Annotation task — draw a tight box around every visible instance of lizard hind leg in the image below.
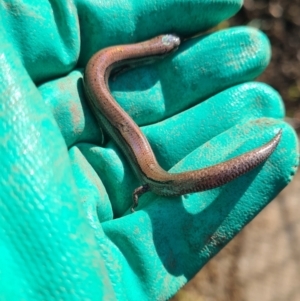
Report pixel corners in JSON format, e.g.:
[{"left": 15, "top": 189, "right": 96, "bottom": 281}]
[{"left": 131, "top": 184, "right": 150, "bottom": 212}]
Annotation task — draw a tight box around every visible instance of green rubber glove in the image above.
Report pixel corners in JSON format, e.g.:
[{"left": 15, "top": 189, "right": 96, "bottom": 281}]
[{"left": 0, "top": 0, "right": 298, "bottom": 300}]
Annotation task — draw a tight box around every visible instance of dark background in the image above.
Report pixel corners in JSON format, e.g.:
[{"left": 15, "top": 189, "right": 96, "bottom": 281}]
[{"left": 231, "top": 0, "right": 300, "bottom": 131}]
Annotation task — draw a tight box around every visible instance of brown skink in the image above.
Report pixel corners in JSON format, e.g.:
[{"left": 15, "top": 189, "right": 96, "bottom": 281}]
[{"left": 84, "top": 34, "right": 281, "bottom": 211}]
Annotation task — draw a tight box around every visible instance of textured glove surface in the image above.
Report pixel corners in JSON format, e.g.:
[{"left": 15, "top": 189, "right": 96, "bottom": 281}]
[{"left": 0, "top": 0, "right": 298, "bottom": 300}]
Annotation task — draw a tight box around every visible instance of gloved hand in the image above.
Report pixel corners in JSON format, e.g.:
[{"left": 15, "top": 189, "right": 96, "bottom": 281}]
[{"left": 0, "top": 0, "right": 298, "bottom": 300}]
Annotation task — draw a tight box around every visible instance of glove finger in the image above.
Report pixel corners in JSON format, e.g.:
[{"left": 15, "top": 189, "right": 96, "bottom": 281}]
[
  {"left": 78, "top": 0, "right": 242, "bottom": 65},
  {"left": 143, "top": 82, "right": 284, "bottom": 170},
  {"left": 0, "top": 0, "right": 80, "bottom": 83},
  {"left": 110, "top": 27, "right": 271, "bottom": 125},
  {"left": 102, "top": 120, "right": 298, "bottom": 300}
]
